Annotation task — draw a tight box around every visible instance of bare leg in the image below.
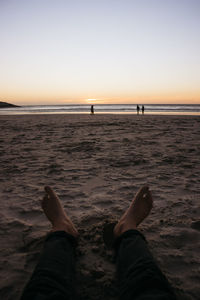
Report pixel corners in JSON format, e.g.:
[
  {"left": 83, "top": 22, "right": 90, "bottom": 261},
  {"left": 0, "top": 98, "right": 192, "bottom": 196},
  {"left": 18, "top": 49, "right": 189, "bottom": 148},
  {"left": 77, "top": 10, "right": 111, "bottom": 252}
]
[
  {"left": 21, "top": 186, "right": 78, "bottom": 300},
  {"left": 114, "top": 186, "right": 153, "bottom": 238},
  {"left": 42, "top": 186, "right": 78, "bottom": 237},
  {"left": 114, "top": 186, "right": 176, "bottom": 299}
]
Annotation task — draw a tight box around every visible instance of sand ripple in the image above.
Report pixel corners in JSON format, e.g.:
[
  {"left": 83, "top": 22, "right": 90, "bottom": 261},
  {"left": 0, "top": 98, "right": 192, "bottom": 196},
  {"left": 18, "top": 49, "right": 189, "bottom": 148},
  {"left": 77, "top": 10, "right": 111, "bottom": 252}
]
[{"left": 0, "top": 114, "right": 200, "bottom": 299}]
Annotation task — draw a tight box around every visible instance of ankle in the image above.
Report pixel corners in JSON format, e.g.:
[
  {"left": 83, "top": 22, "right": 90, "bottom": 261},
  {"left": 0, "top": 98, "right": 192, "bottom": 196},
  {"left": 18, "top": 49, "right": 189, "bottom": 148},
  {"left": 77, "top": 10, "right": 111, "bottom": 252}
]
[
  {"left": 51, "top": 224, "right": 78, "bottom": 237},
  {"left": 114, "top": 221, "right": 137, "bottom": 238}
]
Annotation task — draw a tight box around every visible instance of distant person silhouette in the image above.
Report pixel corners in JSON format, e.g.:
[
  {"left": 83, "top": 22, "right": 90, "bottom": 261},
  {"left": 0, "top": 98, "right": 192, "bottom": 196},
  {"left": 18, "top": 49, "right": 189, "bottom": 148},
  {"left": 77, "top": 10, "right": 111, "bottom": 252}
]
[
  {"left": 90, "top": 105, "right": 94, "bottom": 114},
  {"left": 137, "top": 105, "right": 140, "bottom": 115},
  {"left": 142, "top": 105, "right": 144, "bottom": 114}
]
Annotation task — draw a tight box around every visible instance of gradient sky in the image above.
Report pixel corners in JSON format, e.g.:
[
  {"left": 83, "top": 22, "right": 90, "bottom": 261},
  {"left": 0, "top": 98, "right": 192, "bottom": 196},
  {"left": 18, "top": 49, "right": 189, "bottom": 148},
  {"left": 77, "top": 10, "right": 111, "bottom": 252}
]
[{"left": 0, "top": 0, "right": 200, "bottom": 105}]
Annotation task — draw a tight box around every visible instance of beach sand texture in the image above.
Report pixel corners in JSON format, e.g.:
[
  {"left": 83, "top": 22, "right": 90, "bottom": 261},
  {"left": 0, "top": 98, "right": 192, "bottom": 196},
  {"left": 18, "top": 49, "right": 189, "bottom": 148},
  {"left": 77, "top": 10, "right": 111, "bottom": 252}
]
[{"left": 0, "top": 114, "right": 200, "bottom": 300}]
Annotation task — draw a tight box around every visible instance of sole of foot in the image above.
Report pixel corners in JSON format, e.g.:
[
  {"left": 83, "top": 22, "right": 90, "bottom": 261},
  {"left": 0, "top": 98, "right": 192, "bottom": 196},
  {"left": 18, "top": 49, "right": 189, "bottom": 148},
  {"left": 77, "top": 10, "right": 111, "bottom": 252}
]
[
  {"left": 42, "top": 186, "right": 78, "bottom": 238},
  {"left": 114, "top": 186, "right": 153, "bottom": 239}
]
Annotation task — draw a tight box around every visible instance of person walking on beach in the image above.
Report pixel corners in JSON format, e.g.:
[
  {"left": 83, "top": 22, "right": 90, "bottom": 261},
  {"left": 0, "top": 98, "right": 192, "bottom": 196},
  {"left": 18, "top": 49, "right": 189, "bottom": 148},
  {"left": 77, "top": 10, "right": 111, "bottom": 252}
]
[
  {"left": 20, "top": 186, "right": 176, "bottom": 300},
  {"left": 136, "top": 105, "right": 140, "bottom": 114},
  {"left": 142, "top": 105, "right": 144, "bottom": 114},
  {"left": 90, "top": 105, "right": 94, "bottom": 114}
]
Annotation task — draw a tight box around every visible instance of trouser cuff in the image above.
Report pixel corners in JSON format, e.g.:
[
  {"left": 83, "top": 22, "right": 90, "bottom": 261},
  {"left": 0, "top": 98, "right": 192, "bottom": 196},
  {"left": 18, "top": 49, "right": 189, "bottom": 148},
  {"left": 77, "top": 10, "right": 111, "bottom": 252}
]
[
  {"left": 46, "top": 230, "right": 78, "bottom": 247},
  {"left": 114, "top": 229, "right": 146, "bottom": 250}
]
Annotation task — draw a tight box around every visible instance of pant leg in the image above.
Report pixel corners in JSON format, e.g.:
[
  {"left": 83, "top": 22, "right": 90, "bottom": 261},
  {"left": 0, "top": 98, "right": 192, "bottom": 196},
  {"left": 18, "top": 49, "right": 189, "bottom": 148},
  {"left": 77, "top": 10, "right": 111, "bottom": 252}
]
[
  {"left": 115, "top": 230, "right": 176, "bottom": 300},
  {"left": 20, "top": 231, "right": 77, "bottom": 300}
]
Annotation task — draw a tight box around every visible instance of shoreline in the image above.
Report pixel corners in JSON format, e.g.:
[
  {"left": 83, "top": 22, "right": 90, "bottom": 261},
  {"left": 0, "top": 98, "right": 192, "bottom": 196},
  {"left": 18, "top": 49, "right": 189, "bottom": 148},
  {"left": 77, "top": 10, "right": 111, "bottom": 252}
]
[{"left": 1, "top": 111, "right": 200, "bottom": 116}]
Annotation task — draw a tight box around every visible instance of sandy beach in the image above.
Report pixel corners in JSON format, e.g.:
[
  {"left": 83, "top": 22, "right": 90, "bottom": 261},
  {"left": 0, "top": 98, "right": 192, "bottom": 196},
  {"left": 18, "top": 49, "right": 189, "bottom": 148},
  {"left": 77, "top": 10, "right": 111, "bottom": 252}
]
[{"left": 0, "top": 114, "right": 200, "bottom": 300}]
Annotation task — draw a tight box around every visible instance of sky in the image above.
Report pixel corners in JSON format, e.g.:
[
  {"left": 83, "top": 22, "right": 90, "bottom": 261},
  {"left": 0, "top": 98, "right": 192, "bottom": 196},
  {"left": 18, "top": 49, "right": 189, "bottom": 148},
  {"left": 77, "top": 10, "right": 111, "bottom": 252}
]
[{"left": 0, "top": 0, "right": 200, "bottom": 105}]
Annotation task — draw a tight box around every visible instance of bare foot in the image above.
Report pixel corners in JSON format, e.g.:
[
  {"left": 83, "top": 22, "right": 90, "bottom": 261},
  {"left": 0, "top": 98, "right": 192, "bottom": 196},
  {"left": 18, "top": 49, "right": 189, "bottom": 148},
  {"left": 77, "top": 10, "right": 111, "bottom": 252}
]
[
  {"left": 41, "top": 186, "right": 78, "bottom": 238},
  {"left": 114, "top": 186, "right": 153, "bottom": 238}
]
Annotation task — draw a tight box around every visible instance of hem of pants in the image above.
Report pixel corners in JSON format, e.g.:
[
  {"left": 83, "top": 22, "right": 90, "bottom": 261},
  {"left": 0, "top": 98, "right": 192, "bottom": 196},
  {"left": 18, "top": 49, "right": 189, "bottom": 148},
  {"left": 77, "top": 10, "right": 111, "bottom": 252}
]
[
  {"left": 114, "top": 229, "right": 147, "bottom": 251},
  {"left": 46, "top": 230, "right": 78, "bottom": 247}
]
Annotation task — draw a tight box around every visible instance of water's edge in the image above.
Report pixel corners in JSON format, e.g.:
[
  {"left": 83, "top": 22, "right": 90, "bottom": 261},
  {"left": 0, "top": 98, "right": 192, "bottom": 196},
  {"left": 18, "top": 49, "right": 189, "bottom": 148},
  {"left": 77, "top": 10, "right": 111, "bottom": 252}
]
[{"left": 0, "top": 104, "right": 200, "bottom": 115}]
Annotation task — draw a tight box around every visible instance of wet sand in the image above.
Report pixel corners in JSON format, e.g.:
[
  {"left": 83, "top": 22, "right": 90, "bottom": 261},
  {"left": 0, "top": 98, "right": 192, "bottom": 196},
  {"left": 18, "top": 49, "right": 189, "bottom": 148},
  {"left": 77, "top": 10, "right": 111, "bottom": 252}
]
[{"left": 0, "top": 114, "right": 200, "bottom": 299}]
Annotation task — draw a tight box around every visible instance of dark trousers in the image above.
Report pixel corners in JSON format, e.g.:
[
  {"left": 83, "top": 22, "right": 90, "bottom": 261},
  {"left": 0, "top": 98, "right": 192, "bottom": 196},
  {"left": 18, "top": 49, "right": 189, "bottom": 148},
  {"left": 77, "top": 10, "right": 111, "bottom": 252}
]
[{"left": 20, "top": 230, "right": 176, "bottom": 300}]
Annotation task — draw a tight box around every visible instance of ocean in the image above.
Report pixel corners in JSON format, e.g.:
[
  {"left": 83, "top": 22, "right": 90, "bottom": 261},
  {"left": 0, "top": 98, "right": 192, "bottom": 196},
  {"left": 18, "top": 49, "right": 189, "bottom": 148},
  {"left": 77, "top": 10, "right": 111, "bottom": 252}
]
[{"left": 0, "top": 104, "right": 200, "bottom": 115}]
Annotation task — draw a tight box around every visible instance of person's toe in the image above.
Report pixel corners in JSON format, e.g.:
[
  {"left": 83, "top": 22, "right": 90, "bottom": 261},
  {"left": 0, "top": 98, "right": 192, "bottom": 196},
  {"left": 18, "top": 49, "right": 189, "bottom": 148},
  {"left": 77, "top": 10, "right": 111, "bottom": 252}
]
[
  {"left": 44, "top": 186, "right": 57, "bottom": 199},
  {"left": 135, "top": 186, "right": 149, "bottom": 199},
  {"left": 146, "top": 190, "right": 153, "bottom": 206}
]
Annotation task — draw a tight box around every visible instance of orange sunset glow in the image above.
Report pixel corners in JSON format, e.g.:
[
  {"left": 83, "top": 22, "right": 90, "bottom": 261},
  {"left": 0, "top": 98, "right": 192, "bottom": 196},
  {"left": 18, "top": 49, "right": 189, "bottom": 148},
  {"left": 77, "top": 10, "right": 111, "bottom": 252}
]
[{"left": 0, "top": 0, "right": 200, "bottom": 105}]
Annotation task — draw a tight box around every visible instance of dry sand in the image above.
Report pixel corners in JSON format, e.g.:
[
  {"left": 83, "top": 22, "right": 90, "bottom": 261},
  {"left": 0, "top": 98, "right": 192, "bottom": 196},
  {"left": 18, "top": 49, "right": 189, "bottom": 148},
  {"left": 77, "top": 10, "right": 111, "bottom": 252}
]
[{"left": 0, "top": 114, "right": 200, "bottom": 300}]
